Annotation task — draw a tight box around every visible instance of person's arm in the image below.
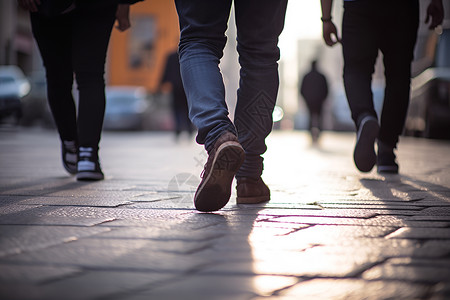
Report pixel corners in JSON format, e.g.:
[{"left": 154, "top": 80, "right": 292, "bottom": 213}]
[
  {"left": 320, "top": 0, "right": 341, "bottom": 47},
  {"left": 425, "top": 0, "right": 444, "bottom": 30},
  {"left": 115, "top": 0, "right": 143, "bottom": 32},
  {"left": 115, "top": 4, "right": 131, "bottom": 31},
  {"left": 17, "top": 0, "right": 40, "bottom": 12}
]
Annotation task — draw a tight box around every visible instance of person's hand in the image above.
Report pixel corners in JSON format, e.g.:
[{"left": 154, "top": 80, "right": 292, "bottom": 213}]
[
  {"left": 425, "top": 0, "right": 444, "bottom": 30},
  {"left": 115, "top": 4, "right": 131, "bottom": 32},
  {"left": 322, "top": 21, "right": 341, "bottom": 47},
  {"left": 17, "top": 0, "right": 40, "bottom": 12}
]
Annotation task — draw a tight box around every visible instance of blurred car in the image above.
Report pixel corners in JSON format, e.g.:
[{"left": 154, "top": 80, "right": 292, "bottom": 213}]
[
  {"left": 103, "top": 86, "right": 150, "bottom": 130},
  {"left": 330, "top": 81, "right": 385, "bottom": 131},
  {"left": 405, "top": 29, "right": 450, "bottom": 139},
  {"left": 0, "top": 65, "right": 31, "bottom": 124}
]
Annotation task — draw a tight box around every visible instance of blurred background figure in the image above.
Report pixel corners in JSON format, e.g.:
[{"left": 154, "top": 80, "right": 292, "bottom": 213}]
[
  {"left": 299, "top": 59, "right": 329, "bottom": 143},
  {"left": 159, "top": 50, "right": 194, "bottom": 141}
]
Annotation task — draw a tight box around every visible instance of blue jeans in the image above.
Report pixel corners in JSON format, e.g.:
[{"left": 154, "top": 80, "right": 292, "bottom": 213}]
[{"left": 175, "top": 0, "right": 287, "bottom": 178}]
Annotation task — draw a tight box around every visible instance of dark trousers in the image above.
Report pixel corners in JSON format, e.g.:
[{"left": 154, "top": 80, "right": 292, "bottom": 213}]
[
  {"left": 30, "top": 0, "right": 117, "bottom": 148},
  {"left": 342, "top": 0, "right": 419, "bottom": 147},
  {"left": 175, "top": 0, "right": 287, "bottom": 178}
]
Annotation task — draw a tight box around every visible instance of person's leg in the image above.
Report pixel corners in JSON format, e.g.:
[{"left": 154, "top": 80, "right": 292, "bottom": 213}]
[
  {"left": 175, "top": 0, "right": 235, "bottom": 151},
  {"left": 72, "top": 0, "right": 118, "bottom": 180},
  {"left": 342, "top": 0, "right": 380, "bottom": 172},
  {"left": 232, "top": 0, "right": 287, "bottom": 204},
  {"left": 342, "top": 0, "right": 379, "bottom": 126},
  {"left": 72, "top": 0, "right": 117, "bottom": 149},
  {"left": 30, "top": 12, "right": 78, "bottom": 175},
  {"left": 30, "top": 12, "right": 77, "bottom": 142},
  {"left": 175, "top": 0, "right": 245, "bottom": 212},
  {"left": 379, "top": 0, "right": 419, "bottom": 148},
  {"left": 233, "top": 0, "right": 288, "bottom": 180},
  {"left": 377, "top": 0, "right": 419, "bottom": 173}
]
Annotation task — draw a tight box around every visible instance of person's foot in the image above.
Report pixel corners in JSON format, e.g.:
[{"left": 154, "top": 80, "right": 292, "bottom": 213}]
[
  {"left": 236, "top": 177, "right": 270, "bottom": 204},
  {"left": 354, "top": 115, "right": 379, "bottom": 172},
  {"left": 194, "top": 132, "right": 245, "bottom": 212},
  {"left": 61, "top": 140, "right": 77, "bottom": 175},
  {"left": 377, "top": 141, "right": 399, "bottom": 174},
  {"left": 76, "top": 147, "right": 104, "bottom": 181}
]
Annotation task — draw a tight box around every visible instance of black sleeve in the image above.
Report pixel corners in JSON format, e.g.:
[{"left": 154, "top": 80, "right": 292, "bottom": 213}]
[{"left": 119, "top": 0, "right": 143, "bottom": 4}]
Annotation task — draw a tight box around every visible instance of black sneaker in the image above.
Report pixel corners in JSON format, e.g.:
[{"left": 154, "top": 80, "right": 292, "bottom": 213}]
[
  {"left": 76, "top": 147, "right": 104, "bottom": 181},
  {"left": 354, "top": 115, "right": 379, "bottom": 172},
  {"left": 62, "top": 140, "right": 77, "bottom": 175},
  {"left": 194, "top": 132, "right": 245, "bottom": 212},
  {"left": 377, "top": 141, "right": 399, "bottom": 174}
]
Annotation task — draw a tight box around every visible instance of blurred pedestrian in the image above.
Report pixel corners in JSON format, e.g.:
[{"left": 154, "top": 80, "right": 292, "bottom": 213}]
[
  {"left": 320, "top": 0, "right": 444, "bottom": 173},
  {"left": 18, "top": 0, "right": 141, "bottom": 181},
  {"left": 174, "top": 0, "right": 288, "bottom": 212},
  {"left": 300, "top": 59, "right": 329, "bottom": 143},
  {"left": 160, "top": 50, "right": 194, "bottom": 141}
]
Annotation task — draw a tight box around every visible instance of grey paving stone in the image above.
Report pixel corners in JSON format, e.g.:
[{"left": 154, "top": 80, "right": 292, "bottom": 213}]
[
  {"left": 250, "top": 208, "right": 378, "bottom": 218},
  {"left": 119, "top": 274, "right": 298, "bottom": 300},
  {"left": 2, "top": 238, "right": 212, "bottom": 272},
  {"left": 0, "top": 271, "right": 175, "bottom": 300},
  {"left": 0, "top": 225, "right": 110, "bottom": 257},
  {"left": 420, "top": 207, "right": 450, "bottom": 216},
  {"left": 199, "top": 250, "right": 381, "bottom": 277},
  {"left": 0, "top": 203, "right": 42, "bottom": 216},
  {"left": 270, "top": 215, "right": 450, "bottom": 227},
  {"left": 267, "top": 278, "right": 429, "bottom": 300},
  {"left": 0, "top": 263, "right": 81, "bottom": 283},
  {"left": 0, "top": 206, "right": 115, "bottom": 226},
  {"left": 93, "top": 227, "right": 226, "bottom": 241},
  {"left": 386, "top": 227, "right": 450, "bottom": 239},
  {"left": 16, "top": 196, "right": 133, "bottom": 208},
  {"left": 362, "top": 259, "right": 450, "bottom": 283}
]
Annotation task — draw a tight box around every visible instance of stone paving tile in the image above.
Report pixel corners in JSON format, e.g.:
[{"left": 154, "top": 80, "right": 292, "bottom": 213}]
[
  {"left": 0, "top": 206, "right": 115, "bottom": 226},
  {"left": 0, "top": 203, "right": 42, "bottom": 216},
  {"left": 245, "top": 208, "right": 379, "bottom": 218},
  {"left": 0, "top": 225, "right": 110, "bottom": 257},
  {"left": 0, "top": 271, "right": 175, "bottom": 300},
  {"left": 118, "top": 274, "right": 298, "bottom": 300},
  {"left": 270, "top": 215, "right": 450, "bottom": 227},
  {"left": 1, "top": 238, "right": 212, "bottom": 272},
  {"left": 420, "top": 206, "right": 450, "bottom": 216},
  {"left": 362, "top": 258, "right": 450, "bottom": 283},
  {"left": 0, "top": 263, "right": 81, "bottom": 283},
  {"left": 14, "top": 196, "right": 133, "bottom": 208},
  {"left": 408, "top": 215, "right": 450, "bottom": 221},
  {"left": 386, "top": 227, "right": 450, "bottom": 239},
  {"left": 93, "top": 226, "right": 226, "bottom": 241},
  {"left": 260, "top": 278, "right": 430, "bottom": 300}
]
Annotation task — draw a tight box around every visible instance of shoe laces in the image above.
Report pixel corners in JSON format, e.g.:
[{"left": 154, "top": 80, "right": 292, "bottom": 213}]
[
  {"left": 79, "top": 147, "right": 94, "bottom": 160},
  {"left": 63, "top": 140, "right": 77, "bottom": 153}
]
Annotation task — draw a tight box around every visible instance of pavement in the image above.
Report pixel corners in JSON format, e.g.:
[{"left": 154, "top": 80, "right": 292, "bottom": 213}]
[{"left": 0, "top": 127, "right": 449, "bottom": 300}]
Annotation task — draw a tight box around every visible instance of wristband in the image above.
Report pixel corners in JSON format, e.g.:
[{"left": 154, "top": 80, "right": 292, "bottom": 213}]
[{"left": 321, "top": 16, "right": 332, "bottom": 22}]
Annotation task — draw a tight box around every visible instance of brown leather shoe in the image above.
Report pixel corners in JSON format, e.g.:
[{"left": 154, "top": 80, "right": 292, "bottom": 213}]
[
  {"left": 194, "top": 132, "right": 245, "bottom": 212},
  {"left": 236, "top": 177, "right": 270, "bottom": 204}
]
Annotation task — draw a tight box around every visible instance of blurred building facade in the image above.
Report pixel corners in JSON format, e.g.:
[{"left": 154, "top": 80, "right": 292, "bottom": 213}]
[{"left": 107, "top": 0, "right": 180, "bottom": 93}]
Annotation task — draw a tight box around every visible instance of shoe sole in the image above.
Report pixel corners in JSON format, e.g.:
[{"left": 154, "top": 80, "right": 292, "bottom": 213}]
[
  {"left": 377, "top": 165, "right": 399, "bottom": 174},
  {"left": 76, "top": 171, "right": 104, "bottom": 181},
  {"left": 354, "top": 118, "right": 379, "bottom": 172},
  {"left": 236, "top": 194, "right": 270, "bottom": 204},
  {"left": 194, "top": 141, "right": 245, "bottom": 212},
  {"left": 62, "top": 150, "right": 77, "bottom": 175}
]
